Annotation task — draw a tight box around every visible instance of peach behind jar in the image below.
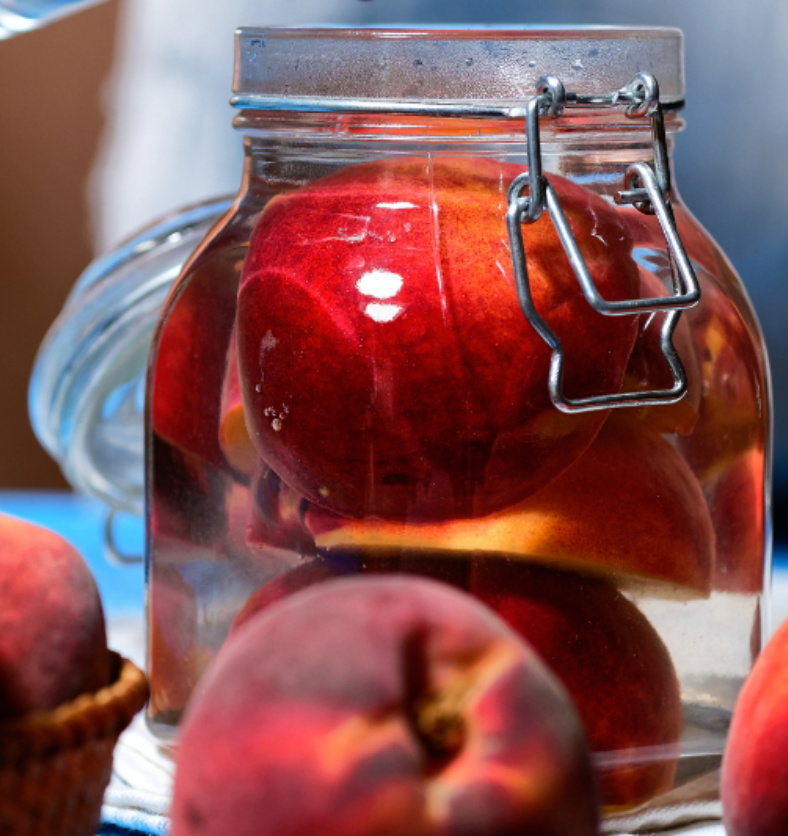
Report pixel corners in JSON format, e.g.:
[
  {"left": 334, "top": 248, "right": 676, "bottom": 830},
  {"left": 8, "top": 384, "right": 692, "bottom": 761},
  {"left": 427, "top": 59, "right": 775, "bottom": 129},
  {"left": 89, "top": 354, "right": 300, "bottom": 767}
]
[{"left": 145, "top": 25, "right": 771, "bottom": 824}]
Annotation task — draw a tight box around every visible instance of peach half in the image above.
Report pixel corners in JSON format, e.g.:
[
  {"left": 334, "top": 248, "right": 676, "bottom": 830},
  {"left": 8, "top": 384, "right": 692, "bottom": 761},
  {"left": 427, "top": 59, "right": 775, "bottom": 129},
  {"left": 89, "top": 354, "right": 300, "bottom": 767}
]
[
  {"left": 472, "top": 561, "right": 682, "bottom": 811},
  {"left": 237, "top": 156, "right": 641, "bottom": 522},
  {"left": 308, "top": 422, "right": 714, "bottom": 595},
  {"left": 219, "top": 326, "right": 258, "bottom": 478}
]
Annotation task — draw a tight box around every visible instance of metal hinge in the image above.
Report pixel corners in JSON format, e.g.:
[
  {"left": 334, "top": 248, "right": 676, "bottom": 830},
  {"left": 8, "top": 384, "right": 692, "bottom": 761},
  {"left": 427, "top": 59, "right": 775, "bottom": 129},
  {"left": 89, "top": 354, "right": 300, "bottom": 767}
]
[{"left": 507, "top": 72, "right": 700, "bottom": 413}]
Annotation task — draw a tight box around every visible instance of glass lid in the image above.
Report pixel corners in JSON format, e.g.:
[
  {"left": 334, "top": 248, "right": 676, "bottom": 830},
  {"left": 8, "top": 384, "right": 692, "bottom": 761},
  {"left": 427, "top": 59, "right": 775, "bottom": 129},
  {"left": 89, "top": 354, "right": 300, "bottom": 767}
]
[{"left": 29, "top": 197, "right": 231, "bottom": 515}]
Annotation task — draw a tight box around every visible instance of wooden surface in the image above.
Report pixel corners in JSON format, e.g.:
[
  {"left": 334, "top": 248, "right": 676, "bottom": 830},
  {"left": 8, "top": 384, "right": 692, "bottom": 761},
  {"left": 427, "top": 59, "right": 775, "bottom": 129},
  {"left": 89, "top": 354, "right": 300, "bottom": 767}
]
[{"left": 0, "top": 0, "right": 118, "bottom": 488}]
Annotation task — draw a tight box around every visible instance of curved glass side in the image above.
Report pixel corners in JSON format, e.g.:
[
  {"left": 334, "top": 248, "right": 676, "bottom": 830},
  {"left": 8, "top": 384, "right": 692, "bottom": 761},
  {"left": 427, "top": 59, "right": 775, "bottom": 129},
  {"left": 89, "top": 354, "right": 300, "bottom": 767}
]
[{"left": 29, "top": 197, "right": 232, "bottom": 515}]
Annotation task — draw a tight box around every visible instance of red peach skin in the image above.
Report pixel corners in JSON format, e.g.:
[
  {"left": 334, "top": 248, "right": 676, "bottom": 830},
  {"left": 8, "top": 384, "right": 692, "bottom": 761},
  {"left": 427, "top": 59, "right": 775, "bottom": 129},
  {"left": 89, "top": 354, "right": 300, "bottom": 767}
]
[
  {"left": 171, "top": 576, "right": 600, "bottom": 836},
  {"left": 679, "top": 276, "right": 765, "bottom": 482},
  {"left": 237, "top": 156, "right": 640, "bottom": 522},
  {"left": 219, "top": 327, "right": 258, "bottom": 477},
  {"left": 722, "top": 616, "right": 788, "bottom": 836},
  {"left": 708, "top": 449, "right": 765, "bottom": 593},
  {"left": 472, "top": 562, "right": 682, "bottom": 811},
  {"left": 0, "top": 513, "right": 109, "bottom": 718},
  {"left": 615, "top": 267, "right": 701, "bottom": 436},
  {"left": 152, "top": 255, "right": 239, "bottom": 468}
]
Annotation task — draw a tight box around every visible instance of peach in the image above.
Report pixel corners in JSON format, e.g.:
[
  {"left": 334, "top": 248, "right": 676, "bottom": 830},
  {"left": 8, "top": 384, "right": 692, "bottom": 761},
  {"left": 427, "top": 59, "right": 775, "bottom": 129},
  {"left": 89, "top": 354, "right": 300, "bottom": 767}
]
[
  {"left": 308, "top": 422, "right": 714, "bottom": 595},
  {"left": 679, "top": 276, "right": 765, "bottom": 482},
  {"left": 0, "top": 513, "right": 109, "bottom": 718},
  {"left": 219, "top": 327, "right": 258, "bottom": 477},
  {"left": 152, "top": 254, "right": 240, "bottom": 469},
  {"left": 237, "top": 156, "right": 640, "bottom": 522},
  {"left": 614, "top": 267, "right": 700, "bottom": 436},
  {"left": 171, "top": 576, "right": 600, "bottom": 836},
  {"left": 147, "top": 563, "right": 205, "bottom": 724},
  {"left": 246, "top": 460, "right": 315, "bottom": 556},
  {"left": 471, "top": 562, "right": 681, "bottom": 811},
  {"left": 722, "top": 615, "right": 788, "bottom": 836},
  {"left": 227, "top": 557, "right": 681, "bottom": 812},
  {"left": 708, "top": 448, "right": 765, "bottom": 594}
]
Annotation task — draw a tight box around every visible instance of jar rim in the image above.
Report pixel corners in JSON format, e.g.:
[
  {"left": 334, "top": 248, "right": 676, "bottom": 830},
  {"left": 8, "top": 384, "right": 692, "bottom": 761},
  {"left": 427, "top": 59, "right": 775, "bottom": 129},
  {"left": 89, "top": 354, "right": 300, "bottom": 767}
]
[{"left": 233, "top": 25, "right": 685, "bottom": 113}]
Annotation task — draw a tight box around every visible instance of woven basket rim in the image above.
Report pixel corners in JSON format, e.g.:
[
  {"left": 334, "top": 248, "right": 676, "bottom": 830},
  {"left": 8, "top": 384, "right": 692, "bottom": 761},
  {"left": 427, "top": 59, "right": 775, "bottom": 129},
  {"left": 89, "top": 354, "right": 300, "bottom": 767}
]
[{"left": 0, "top": 651, "right": 149, "bottom": 766}]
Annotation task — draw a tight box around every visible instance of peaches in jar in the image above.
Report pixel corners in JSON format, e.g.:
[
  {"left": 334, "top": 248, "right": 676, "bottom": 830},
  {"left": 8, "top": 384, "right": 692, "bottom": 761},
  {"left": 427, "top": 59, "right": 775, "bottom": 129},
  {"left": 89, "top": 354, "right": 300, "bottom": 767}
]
[{"left": 236, "top": 156, "right": 641, "bottom": 522}]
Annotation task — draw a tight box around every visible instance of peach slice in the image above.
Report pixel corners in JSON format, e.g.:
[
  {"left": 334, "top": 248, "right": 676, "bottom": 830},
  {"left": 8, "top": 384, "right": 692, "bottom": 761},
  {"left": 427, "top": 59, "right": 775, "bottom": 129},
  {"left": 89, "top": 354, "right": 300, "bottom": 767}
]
[
  {"left": 219, "top": 328, "right": 258, "bottom": 477},
  {"left": 152, "top": 257, "right": 239, "bottom": 468},
  {"left": 308, "top": 422, "right": 714, "bottom": 595},
  {"left": 679, "top": 276, "right": 766, "bottom": 483}
]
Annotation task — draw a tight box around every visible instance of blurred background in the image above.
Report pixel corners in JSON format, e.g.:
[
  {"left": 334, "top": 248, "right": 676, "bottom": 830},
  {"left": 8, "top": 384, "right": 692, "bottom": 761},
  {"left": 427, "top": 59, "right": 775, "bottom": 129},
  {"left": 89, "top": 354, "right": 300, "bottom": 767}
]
[{"left": 2, "top": 0, "right": 787, "bottom": 523}]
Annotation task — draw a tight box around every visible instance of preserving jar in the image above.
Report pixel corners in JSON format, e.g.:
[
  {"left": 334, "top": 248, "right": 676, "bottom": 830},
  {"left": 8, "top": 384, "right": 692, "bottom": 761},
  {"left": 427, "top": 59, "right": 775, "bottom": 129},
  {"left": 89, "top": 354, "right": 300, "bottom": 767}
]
[{"left": 146, "top": 25, "right": 771, "bottom": 825}]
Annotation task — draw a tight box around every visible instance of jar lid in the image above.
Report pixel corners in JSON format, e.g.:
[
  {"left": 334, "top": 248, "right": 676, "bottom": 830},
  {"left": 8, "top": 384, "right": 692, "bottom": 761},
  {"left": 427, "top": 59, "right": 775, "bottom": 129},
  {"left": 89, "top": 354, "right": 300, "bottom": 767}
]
[
  {"left": 29, "top": 197, "right": 231, "bottom": 515},
  {"left": 232, "top": 26, "right": 684, "bottom": 113}
]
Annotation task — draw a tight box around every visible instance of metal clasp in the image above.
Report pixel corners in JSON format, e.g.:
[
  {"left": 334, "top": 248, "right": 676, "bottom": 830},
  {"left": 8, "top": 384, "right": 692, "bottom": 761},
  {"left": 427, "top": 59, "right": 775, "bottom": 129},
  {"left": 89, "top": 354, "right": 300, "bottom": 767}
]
[{"left": 508, "top": 72, "right": 700, "bottom": 414}]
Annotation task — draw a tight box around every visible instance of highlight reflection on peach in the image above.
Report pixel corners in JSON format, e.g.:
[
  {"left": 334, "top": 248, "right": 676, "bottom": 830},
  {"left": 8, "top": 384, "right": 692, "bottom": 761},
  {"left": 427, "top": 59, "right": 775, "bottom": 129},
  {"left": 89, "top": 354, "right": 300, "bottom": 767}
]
[{"left": 236, "top": 157, "right": 641, "bottom": 522}]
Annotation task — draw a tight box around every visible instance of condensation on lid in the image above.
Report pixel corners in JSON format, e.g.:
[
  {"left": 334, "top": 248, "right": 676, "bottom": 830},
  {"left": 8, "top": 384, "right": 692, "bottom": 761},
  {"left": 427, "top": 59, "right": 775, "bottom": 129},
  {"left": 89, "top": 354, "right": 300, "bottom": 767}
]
[{"left": 232, "top": 26, "right": 685, "bottom": 110}]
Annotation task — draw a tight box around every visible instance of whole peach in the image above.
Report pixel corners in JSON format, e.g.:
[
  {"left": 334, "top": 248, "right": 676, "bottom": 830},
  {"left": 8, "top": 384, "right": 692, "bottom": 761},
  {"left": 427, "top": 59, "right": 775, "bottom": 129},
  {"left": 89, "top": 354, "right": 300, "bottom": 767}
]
[
  {"left": 722, "top": 615, "right": 788, "bottom": 836},
  {"left": 0, "top": 513, "right": 109, "bottom": 718},
  {"left": 171, "top": 576, "right": 600, "bottom": 836},
  {"left": 237, "top": 156, "right": 640, "bottom": 522}
]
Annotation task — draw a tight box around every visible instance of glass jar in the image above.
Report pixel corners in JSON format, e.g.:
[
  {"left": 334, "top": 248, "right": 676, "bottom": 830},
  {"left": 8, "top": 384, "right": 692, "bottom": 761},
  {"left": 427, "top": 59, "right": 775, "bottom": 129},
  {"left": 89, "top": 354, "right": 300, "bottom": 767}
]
[
  {"left": 29, "top": 196, "right": 230, "bottom": 517},
  {"left": 146, "top": 25, "right": 771, "bottom": 825}
]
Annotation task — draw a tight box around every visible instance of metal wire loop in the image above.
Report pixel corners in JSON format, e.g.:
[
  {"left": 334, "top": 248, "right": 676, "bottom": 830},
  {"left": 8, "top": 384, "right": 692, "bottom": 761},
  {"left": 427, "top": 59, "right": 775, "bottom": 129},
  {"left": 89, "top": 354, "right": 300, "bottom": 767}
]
[
  {"left": 536, "top": 75, "right": 566, "bottom": 118},
  {"left": 507, "top": 73, "right": 701, "bottom": 413},
  {"left": 103, "top": 509, "right": 144, "bottom": 566},
  {"left": 621, "top": 71, "right": 660, "bottom": 118}
]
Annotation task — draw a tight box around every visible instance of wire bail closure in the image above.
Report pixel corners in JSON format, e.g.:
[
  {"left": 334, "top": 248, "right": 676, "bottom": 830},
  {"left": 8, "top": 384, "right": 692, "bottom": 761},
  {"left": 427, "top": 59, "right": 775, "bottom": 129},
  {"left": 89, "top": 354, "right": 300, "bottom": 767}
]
[{"left": 507, "top": 72, "right": 700, "bottom": 414}]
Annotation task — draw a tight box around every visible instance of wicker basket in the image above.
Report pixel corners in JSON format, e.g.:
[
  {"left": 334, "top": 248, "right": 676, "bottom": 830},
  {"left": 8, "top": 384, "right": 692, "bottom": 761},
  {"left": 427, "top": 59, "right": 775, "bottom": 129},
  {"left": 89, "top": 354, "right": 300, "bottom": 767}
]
[{"left": 0, "top": 651, "right": 150, "bottom": 836}]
